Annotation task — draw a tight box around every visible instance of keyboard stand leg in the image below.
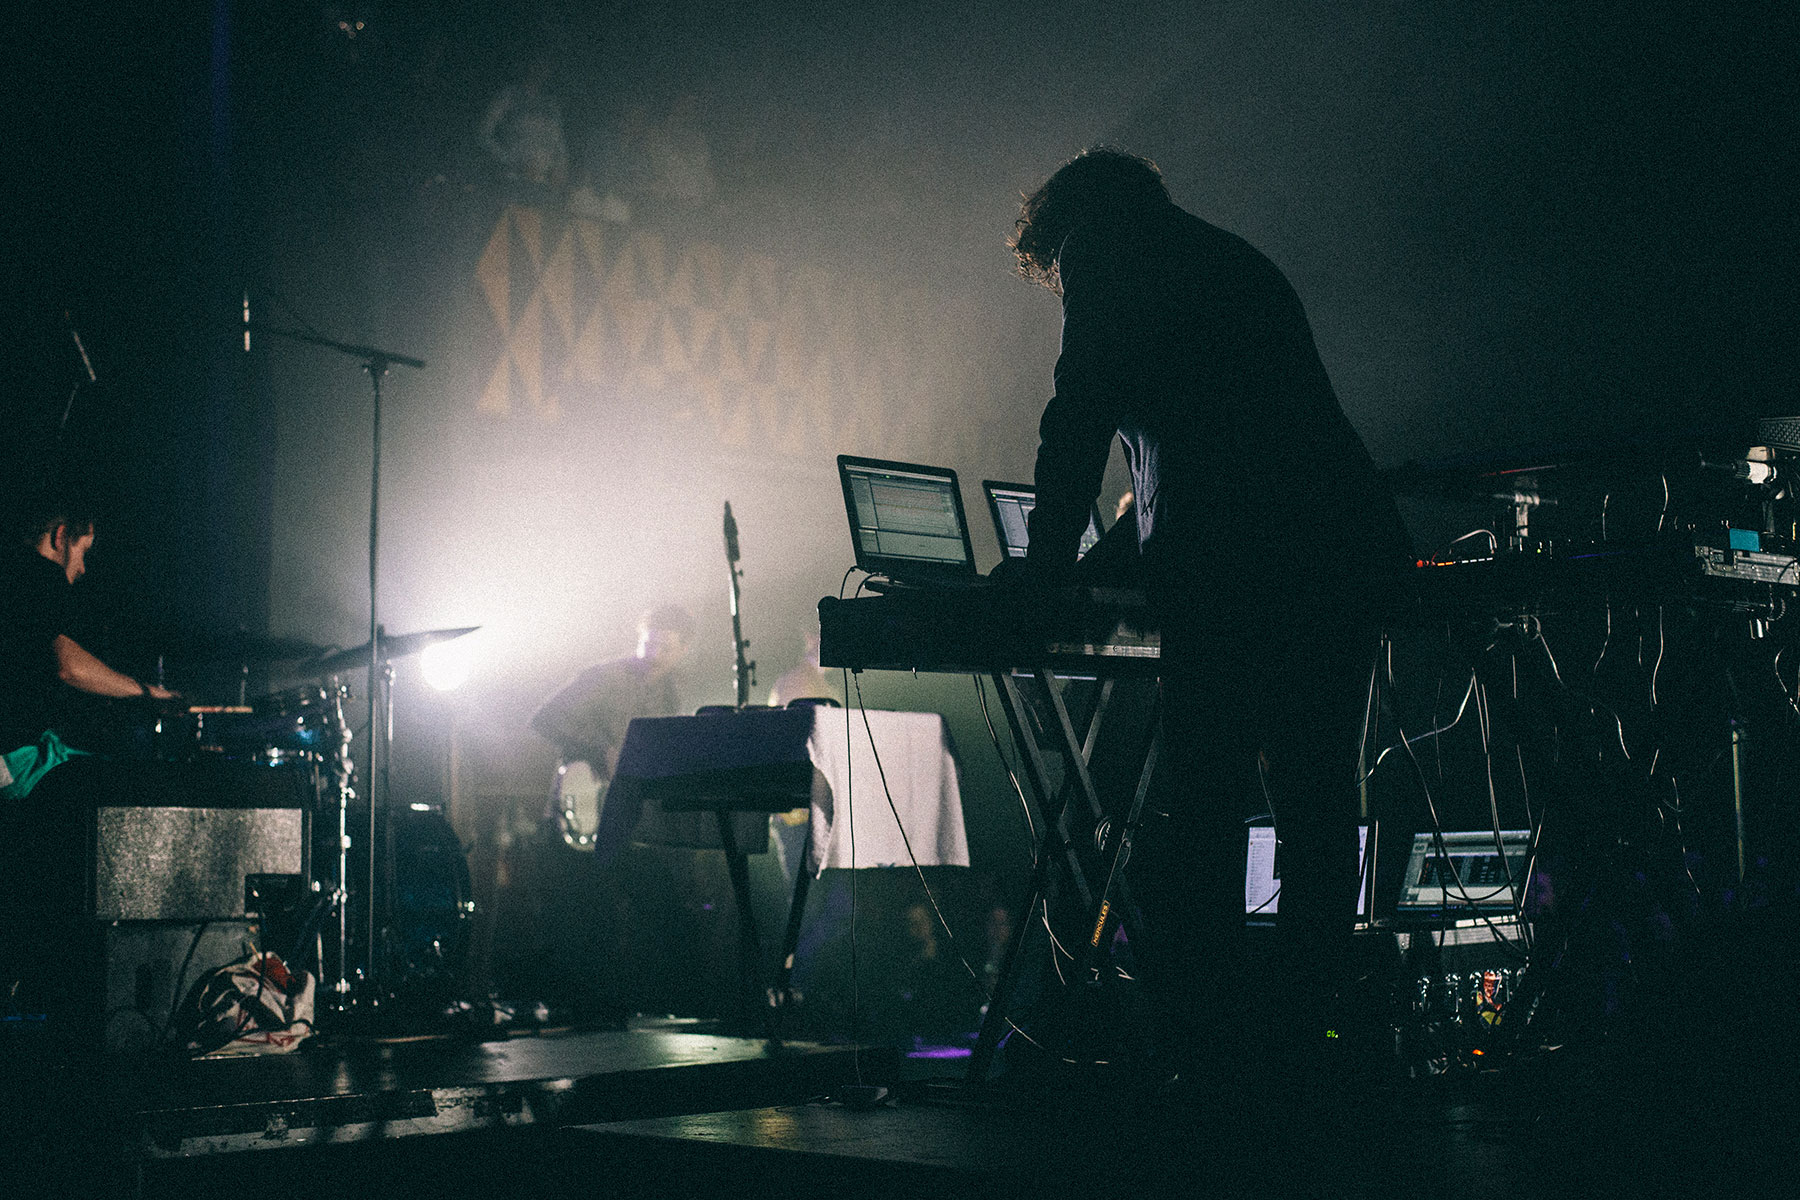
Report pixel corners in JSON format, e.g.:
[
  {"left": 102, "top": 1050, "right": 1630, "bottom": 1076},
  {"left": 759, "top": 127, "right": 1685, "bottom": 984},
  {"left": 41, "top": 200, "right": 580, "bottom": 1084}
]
[
  {"left": 715, "top": 811, "right": 774, "bottom": 1041},
  {"left": 969, "top": 664, "right": 1169, "bottom": 1086},
  {"left": 769, "top": 826, "right": 814, "bottom": 1042},
  {"left": 968, "top": 669, "right": 1079, "bottom": 1085},
  {"left": 1080, "top": 722, "right": 1161, "bottom": 981}
]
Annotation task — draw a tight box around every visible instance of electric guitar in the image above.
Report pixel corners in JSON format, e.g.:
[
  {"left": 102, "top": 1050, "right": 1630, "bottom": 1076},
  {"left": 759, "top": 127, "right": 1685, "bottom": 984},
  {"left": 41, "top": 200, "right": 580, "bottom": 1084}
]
[{"left": 553, "top": 757, "right": 607, "bottom": 851}]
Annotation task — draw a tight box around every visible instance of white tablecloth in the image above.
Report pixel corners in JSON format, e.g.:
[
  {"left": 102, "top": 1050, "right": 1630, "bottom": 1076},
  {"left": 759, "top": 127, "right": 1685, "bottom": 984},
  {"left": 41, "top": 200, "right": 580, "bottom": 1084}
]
[{"left": 805, "top": 709, "right": 968, "bottom": 876}]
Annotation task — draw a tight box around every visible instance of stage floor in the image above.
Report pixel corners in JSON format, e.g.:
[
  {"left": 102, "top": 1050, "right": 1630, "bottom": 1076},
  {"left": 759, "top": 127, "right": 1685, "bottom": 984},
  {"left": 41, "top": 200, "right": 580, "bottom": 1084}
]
[
  {"left": 5, "top": 1020, "right": 1790, "bottom": 1199},
  {"left": 5, "top": 1019, "right": 878, "bottom": 1196}
]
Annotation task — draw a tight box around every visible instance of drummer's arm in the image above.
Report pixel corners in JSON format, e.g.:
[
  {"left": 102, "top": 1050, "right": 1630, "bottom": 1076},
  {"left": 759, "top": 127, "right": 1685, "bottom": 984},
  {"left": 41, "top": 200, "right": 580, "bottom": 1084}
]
[{"left": 54, "top": 635, "right": 177, "bottom": 700}]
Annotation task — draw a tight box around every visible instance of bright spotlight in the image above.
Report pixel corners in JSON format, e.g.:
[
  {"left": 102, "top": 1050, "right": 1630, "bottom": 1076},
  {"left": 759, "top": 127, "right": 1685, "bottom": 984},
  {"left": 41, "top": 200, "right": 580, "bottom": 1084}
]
[{"left": 421, "top": 638, "right": 475, "bottom": 692}]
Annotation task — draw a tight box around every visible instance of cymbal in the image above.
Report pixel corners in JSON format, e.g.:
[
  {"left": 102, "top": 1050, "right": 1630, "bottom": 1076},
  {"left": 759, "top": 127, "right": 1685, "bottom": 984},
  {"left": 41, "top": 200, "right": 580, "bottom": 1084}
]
[{"left": 308, "top": 626, "right": 479, "bottom": 676}]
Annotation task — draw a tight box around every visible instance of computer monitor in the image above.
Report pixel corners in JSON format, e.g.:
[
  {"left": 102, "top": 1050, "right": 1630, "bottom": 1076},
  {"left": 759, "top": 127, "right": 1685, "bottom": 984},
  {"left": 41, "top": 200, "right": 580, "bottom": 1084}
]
[{"left": 1245, "top": 824, "right": 1370, "bottom": 919}]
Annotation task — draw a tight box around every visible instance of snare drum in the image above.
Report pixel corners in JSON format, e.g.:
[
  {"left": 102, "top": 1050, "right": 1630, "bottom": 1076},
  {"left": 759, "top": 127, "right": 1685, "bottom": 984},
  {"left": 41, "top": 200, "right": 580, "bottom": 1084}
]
[{"left": 203, "top": 683, "right": 348, "bottom": 760}]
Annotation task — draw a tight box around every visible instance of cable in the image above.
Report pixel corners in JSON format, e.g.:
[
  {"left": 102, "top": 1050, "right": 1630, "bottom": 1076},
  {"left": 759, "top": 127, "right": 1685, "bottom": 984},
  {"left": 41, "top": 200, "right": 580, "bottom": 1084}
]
[
  {"left": 1358, "top": 670, "right": 1479, "bottom": 786},
  {"left": 852, "top": 669, "right": 1111, "bottom": 1066},
  {"left": 1592, "top": 599, "right": 1614, "bottom": 678},
  {"left": 1647, "top": 606, "right": 1666, "bottom": 708},
  {"left": 841, "top": 661, "right": 864, "bottom": 1083},
  {"left": 973, "top": 674, "right": 1035, "bottom": 844},
  {"left": 160, "top": 920, "right": 212, "bottom": 1049},
  {"left": 1443, "top": 529, "right": 1500, "bottom": 557}
]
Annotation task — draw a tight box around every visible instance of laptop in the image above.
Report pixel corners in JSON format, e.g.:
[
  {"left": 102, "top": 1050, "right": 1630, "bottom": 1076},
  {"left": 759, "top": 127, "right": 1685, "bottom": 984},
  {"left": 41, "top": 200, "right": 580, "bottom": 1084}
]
[
  {"left": 1393, "top": 829, "right": 1530, "bottom": 918},
  {"left": 838, "top": 455, "right": 979, "bottom": 586},
  {"left": 981, "top": 480, "right": 1106, "bottom": 560},
  {"left": 1245, "top": 824, "right": 1370, "bottom": 921}
]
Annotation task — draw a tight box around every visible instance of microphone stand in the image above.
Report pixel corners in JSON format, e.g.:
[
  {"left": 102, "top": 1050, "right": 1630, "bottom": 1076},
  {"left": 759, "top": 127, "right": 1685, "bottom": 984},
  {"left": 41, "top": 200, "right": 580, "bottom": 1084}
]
[
  {"left": 246, "top": 317, "right": 425, "bottom": 1012},
  {"left": 723, "top": 501, "right": 754, "bottom": 708},
  {"left": 721, "top": 502, "right": 775, "bottom": 1036}
]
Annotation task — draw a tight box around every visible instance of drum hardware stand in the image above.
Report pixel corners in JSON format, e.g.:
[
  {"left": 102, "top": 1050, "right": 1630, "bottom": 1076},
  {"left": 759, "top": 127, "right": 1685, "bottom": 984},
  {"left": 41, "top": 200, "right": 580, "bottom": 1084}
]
[
  {"left": 328, "top": 675, "right": 357, "bottom": 998},
  {"left": 1729, "top": 717, "right": 1748, "bottom": 884},
  {"left": 244, "top": 314, "right": 425, "bottom": 1012},
  {"left": 378, "top": 653, "right": 399, "bottom": 991}
]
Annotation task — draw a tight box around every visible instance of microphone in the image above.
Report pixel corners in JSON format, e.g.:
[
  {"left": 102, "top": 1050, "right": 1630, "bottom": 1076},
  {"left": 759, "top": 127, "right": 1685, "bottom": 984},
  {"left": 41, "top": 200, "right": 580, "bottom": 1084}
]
[
  {"left": 723, "top": 501, "right": 740, "bottom": 564},
  {"left": 1703, "top": 458, "right": 1782, "bottom": 487},
  {"left": 1737, "top": 460, "right": 1779, "bottom": 486},
  {"left": 65, "top": 311, "right": 97, "bottom": 383}
]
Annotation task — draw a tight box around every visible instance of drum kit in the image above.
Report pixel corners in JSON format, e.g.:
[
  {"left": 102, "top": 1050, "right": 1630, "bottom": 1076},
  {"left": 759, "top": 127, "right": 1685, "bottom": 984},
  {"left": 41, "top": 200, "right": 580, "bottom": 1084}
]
[{"left": 148, "top": 623, "right": 479, "bottom": 1021}]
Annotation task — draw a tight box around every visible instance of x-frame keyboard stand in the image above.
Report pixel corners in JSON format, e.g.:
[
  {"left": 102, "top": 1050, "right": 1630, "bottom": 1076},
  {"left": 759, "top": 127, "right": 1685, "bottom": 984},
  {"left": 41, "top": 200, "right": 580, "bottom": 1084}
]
[{"left": 966, "top": 664, "right": 1161, "bottom": 1085}]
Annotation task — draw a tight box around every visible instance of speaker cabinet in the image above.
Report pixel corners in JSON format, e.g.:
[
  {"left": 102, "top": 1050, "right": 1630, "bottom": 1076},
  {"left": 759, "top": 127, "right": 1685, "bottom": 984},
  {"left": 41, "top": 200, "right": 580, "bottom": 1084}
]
[
  {"left": 1, "top": 757, "right": 310, "bottom": 1050},
  {"left": 53, "top": 756, "right": 312, "bottom": 921},
  {"left": 94, "top": 805, "right": 304, "bottom": 921}
]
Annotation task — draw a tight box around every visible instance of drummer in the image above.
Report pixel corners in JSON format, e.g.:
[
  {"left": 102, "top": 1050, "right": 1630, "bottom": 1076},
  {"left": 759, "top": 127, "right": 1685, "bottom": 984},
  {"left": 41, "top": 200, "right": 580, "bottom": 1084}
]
[{"left": 0, "top": 497, "right": 178, "bottom": 799}]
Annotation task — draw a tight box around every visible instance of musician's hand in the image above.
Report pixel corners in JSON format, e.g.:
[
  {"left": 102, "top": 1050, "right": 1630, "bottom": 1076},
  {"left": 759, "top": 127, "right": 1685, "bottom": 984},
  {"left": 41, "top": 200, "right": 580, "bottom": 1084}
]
[{"left": 142, "top": 684, "right": 183, "bottom": 711}]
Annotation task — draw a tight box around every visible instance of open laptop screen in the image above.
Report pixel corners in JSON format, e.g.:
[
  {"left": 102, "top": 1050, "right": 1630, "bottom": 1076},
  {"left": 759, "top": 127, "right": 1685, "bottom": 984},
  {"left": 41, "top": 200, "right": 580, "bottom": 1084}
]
[
  {"left": 838, "top": 456, "right": 977, "bottom": 582},
  {"left": 982, "top": 480, "right": 1105, "bottom": 560},
  {"left": 1394, "top": 829, "right": 1530, "bottom": 916},
  {"left": 1246, "top": 824, "right": 1369, "bottom": 918}
]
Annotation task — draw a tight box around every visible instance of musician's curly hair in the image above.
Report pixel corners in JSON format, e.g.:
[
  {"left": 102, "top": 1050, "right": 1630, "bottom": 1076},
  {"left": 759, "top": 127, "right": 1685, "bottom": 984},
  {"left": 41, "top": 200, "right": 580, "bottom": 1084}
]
[{"left": 1009, "top": 148, "right": 1171, "bottom": 291}]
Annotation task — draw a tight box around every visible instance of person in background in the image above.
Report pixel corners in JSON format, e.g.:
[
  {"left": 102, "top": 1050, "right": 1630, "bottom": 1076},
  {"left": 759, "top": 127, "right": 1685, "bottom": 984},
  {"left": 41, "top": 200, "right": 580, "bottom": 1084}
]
[
  {"left": 766, "top": 630, "right": 841, "bottom": 709},
  {"left": 531, "top": 604, "right": 695, "bottom": 782}
]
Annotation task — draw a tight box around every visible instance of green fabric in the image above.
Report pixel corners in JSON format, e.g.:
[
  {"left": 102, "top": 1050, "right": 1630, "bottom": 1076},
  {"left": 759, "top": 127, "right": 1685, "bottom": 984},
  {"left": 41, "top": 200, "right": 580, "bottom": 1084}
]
[{"left": 0, "top": 730, "right": 86, "bottom": 799}]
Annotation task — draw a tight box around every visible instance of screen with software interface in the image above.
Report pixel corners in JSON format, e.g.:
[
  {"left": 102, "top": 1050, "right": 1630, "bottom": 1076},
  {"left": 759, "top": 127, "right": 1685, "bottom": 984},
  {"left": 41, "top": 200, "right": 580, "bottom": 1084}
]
[
  {"left": 1396, "top": 830, "right": 1530, "bottom": 913},
  {"left": 988, "top": 485, "right": 1103, "bottom": 559},
  {"left": 846, "top": 463, "right": 971, "bottom": 566},
  {"left": 989, "top": 487, "right": 1035, "bottom": 557},
  {"left": 1246, "top": 825, "right": 1370, "bottom": 917}
]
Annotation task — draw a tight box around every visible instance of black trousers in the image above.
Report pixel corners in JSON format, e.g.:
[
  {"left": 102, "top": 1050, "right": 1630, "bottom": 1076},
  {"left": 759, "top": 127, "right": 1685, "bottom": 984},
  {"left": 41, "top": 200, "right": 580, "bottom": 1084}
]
[{"left": 1127, "top": 595, "right": 1379, "bottom": 1049}]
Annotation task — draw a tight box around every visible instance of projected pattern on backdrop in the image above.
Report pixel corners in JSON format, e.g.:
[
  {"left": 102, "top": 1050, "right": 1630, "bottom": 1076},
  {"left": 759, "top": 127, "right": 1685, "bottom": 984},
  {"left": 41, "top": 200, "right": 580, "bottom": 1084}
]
[{"left": 476, "top": 206, "right": 959, "bottom": 457}]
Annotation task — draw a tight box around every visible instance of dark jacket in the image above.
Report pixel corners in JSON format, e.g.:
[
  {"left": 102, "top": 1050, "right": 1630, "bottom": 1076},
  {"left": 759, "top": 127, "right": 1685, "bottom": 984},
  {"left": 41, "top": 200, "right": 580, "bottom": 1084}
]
[{"left": 1024, "top": 202, "right": 1410, "bottom": 614}]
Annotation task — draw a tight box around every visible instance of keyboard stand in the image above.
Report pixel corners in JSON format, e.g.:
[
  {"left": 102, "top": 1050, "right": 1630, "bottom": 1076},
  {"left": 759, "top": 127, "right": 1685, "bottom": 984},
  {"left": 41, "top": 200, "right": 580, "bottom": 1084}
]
[{"left": 967, "top": 665, "right": 1159, "bottom": 1085}]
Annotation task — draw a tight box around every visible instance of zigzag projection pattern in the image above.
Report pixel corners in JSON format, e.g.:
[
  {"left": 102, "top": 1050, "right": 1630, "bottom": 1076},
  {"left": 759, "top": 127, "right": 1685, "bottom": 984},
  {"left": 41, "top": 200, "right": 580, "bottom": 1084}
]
[{"left": 476, "top": 205, "right": 949, "bottom": 456}]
